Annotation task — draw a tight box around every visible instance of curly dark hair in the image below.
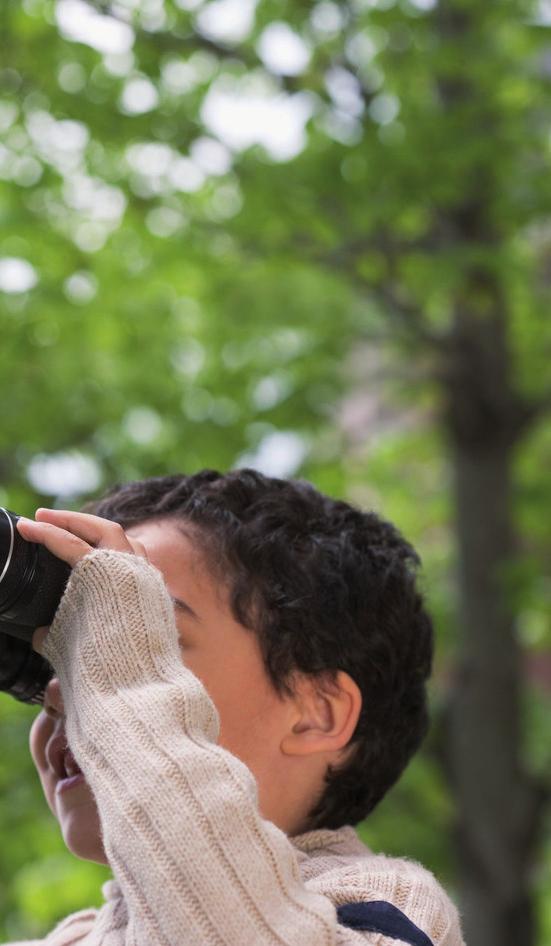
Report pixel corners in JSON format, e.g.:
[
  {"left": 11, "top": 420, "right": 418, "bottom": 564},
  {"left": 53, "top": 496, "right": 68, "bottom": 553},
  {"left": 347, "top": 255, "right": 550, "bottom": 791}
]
[{"left": 84, "top": 469, "right": 433, "bottom": 831}]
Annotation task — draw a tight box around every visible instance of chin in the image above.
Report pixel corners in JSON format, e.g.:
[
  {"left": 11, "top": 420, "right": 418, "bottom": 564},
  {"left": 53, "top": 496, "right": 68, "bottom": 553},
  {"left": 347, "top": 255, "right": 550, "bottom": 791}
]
[
  {"left": 56, "top": 796, "right": 108, "bottom": 865},
  {"left": 62, "top": 819, "right": 108, "bottom": 864}
]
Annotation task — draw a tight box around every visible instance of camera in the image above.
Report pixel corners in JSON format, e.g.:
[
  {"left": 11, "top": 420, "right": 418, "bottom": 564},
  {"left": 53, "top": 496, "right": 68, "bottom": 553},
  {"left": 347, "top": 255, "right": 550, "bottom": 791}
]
[{"left": 0, "top": 508, "right": 71, "bottom": 704}]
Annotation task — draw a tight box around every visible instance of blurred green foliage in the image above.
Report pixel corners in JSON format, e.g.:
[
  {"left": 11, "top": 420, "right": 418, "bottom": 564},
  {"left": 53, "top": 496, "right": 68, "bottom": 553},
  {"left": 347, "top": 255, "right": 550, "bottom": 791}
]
[{"left": 0, "top": 0, "right": 550, "bottom": 941}]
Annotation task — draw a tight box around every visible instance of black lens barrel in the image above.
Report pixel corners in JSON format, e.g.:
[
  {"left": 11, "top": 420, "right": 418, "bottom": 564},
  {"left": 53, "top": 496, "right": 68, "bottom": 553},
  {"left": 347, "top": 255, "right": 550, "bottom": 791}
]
[
  {"left": 0, "top": 628, "right": 52, "bottom": 704},
  {"left": 0, "top": 508, "right": 70, "bottom": 704},
  {"left": 0, "top": 509, "right": 39, "bottom": 620}
]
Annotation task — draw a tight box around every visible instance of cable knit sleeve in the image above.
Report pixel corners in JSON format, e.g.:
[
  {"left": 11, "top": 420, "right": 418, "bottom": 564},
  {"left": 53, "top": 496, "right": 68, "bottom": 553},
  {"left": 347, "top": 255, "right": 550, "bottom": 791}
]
[{"left": 41, "top": 549, "right": 341, "bottom": 946}]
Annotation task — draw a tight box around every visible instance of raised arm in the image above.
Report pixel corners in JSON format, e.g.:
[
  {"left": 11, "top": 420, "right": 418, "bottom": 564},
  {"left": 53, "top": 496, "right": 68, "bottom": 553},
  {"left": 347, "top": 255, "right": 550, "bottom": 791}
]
[{"left": 16, "top": 505, "right": 341, "bottom": 946}]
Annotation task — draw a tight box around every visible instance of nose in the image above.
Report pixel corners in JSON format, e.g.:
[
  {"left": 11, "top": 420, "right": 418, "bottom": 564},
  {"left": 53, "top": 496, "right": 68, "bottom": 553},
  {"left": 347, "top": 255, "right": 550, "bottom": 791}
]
[{"left": 43, "top": 677, "right": 64, "bottom": 719}]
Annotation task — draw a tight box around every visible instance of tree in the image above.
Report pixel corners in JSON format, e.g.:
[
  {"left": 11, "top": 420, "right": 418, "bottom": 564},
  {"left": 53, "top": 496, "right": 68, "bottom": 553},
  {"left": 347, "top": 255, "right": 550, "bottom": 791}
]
[{"left": 1, "top": 2, "right": 550, "bottom": 944}]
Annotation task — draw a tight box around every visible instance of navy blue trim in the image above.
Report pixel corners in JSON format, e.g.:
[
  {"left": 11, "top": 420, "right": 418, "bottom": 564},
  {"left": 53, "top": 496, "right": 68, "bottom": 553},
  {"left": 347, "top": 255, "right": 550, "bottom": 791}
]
[{"left": 337, "top": 900, "right": 434, "bottom": 946}]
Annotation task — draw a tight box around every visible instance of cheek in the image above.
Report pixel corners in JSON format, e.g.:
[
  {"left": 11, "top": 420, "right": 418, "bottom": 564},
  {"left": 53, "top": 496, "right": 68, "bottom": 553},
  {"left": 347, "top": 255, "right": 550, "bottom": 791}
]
[
  {"left": 215, "top": 673, "right": 285, "bottom": 763},
  {"left": 29, "top": 711, "right": 53, "bottom": 773},
  {"left": 29, "top": 712, "right": 58, "bottom": 815},
  {"left": 180, "top": 636, "right": 285, "bottom": 767}
]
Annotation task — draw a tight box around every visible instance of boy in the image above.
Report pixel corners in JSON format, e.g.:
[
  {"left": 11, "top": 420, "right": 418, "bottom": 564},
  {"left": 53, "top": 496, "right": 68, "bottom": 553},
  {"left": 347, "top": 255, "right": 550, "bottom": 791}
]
[{"left": 10, "top": 469, "right": 464, "bottom": 945}]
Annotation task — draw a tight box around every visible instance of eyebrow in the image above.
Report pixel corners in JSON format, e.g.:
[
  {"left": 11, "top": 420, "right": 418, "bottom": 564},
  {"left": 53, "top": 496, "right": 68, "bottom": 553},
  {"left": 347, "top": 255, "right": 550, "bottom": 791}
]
[{"left": 171, "top": 596, "right": 201, "bottom": 622}]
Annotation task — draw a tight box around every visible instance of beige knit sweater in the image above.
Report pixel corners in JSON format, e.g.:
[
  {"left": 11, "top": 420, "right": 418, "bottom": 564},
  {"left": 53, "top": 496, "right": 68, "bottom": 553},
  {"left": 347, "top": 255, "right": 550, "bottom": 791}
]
[{"left": 6, "top": 550, "right": 465, "bottom": 946}]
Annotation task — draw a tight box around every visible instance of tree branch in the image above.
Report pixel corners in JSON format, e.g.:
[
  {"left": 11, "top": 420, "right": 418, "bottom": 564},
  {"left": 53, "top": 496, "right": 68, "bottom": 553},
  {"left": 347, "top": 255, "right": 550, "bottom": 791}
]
[{"left": 291, "top": 231, "right": 449, "bottom": 347}]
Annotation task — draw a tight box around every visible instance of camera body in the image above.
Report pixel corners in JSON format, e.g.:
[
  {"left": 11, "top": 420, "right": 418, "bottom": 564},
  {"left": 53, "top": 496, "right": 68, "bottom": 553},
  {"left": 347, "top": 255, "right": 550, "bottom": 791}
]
[{"left": 0, "top": 508, "right": 71, "bottom": 703}]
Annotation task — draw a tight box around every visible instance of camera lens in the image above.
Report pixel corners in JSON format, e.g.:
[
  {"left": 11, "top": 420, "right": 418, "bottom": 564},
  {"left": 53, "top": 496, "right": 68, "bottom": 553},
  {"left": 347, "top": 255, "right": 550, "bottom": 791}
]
[
  {"left": 0, "top": 508, "right": 71, "bottom": 703},
  {"left": 0, "top": 508, "right": 39, "bottom": 624},
  {"left": 0, "top": 508, "right": 71, "bottom": 633},
  {"left": 0, "top": 507, "right": 15, "bottom": 584},
  {"left": 0, "top": 632, "right": 53, "bottom": 704}
]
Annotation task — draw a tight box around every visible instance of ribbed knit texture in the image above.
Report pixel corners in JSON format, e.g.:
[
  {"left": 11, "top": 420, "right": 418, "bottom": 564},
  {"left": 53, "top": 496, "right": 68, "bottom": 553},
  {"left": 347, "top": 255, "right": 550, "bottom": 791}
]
[{"left": 5, "top": 549, "right": 465, "bottom": 946}]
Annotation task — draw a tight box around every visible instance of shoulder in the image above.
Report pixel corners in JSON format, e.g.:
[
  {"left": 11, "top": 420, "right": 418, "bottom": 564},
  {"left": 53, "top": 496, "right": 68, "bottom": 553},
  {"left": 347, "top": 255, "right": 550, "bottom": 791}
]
[
  {"left": 2, "top": 908, "right": 98, "bottom": 946},
  {"left": 294, "top": 827, "right": 464, "bottom": 946}
]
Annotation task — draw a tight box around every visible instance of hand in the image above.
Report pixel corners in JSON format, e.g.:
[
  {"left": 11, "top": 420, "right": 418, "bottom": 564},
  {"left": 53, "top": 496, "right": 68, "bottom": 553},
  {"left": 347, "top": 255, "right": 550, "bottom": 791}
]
[{"left": 16, "top": 509, "right": 149, "bottom": 655}]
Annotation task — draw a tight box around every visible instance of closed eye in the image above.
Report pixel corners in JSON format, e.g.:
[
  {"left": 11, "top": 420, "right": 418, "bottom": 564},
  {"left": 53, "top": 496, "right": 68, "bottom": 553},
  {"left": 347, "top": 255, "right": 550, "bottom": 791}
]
[{"left": 171, "top": 595, "right": 200, "bottom": 622}]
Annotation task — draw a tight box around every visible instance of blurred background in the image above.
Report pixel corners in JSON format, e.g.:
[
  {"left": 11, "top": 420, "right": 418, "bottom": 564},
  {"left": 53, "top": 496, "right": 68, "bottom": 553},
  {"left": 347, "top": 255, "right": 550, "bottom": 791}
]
[{"left": 0, "top": 1, "right": 550, "bottom": 944}]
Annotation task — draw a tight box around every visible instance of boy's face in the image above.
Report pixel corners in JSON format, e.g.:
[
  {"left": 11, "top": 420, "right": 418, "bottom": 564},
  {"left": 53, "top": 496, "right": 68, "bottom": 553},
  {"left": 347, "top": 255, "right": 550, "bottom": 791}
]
[{"left": 29, "top": 519, "right": 302, "bottom": 864}]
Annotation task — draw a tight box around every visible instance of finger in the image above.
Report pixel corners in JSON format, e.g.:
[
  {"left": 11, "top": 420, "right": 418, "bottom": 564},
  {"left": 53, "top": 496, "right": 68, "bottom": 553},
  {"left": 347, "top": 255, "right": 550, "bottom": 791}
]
[
  {"left": 32, "top": 626, "right": 50, "bottom": 656},
  {"left": 16, "top": 518, "right": 92, "bottom": 568},
  {"left": 34, "top": 509, "right": 133, "bottom": 553}
]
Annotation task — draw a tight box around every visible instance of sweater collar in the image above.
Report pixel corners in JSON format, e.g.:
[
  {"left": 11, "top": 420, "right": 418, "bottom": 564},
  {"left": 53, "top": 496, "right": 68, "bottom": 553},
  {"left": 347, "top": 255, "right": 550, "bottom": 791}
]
[{"left": 291, "top": 824, "right": 365, "bottom": 855}]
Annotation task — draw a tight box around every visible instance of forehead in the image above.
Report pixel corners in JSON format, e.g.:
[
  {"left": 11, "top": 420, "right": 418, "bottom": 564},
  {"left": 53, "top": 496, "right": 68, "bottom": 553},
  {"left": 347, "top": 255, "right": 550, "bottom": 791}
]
[
  {"left": 125, "top": 519, "right": 258, "bottom": 661},
  {"left": 126, "top": 519, "right": 223, "bottom": 601}
]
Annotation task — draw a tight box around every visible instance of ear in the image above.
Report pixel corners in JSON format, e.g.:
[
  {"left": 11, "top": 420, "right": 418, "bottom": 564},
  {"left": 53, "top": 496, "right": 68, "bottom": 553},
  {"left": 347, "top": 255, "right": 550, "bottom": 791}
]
[{"left": 280, "top": 671, "right": 362, "bottom": 759}]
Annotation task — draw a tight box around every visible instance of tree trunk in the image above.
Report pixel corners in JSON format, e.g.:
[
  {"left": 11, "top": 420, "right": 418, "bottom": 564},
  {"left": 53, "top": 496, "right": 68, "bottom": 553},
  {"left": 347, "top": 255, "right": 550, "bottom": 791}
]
[{"left": 443, "top": 311, "right": 544, "bottom": 946}]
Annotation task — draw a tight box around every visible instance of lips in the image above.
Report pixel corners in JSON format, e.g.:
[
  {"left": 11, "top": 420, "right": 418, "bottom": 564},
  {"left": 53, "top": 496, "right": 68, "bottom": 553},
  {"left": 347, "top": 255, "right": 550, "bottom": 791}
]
[
  {"left": 46, "top": 731, "right": 83, "bottom": 781},
  {"left": 63, "top": 747, "right": 83, "bottom": 779}
]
